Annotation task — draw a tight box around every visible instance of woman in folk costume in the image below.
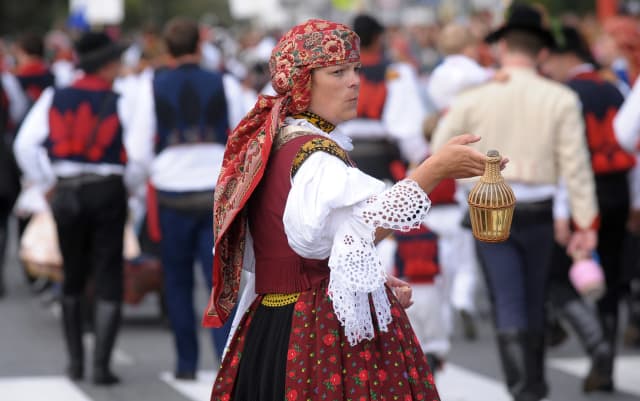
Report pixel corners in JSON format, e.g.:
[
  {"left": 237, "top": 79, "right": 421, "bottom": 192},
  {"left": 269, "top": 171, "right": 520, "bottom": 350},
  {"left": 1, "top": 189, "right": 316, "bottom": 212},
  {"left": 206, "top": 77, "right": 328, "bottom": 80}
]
[{"left": 203, "top": 19, "right": 492, "bottom": 401}]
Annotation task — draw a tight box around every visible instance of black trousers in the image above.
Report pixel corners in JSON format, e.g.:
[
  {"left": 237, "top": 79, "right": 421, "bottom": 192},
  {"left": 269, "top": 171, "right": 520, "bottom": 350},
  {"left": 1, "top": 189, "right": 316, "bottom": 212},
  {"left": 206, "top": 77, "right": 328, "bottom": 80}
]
[
  {"left": 0, "top": 198, "right": 11, "bottom": 281},
  {"left": 593, "top": 173, "right": 630, "bottom": 323},
  {"left": 476, "top": 202, "right": 554, "bottom": 332},
  {"left": 50, "top": 175, "right": 127, "bottom": 301}
]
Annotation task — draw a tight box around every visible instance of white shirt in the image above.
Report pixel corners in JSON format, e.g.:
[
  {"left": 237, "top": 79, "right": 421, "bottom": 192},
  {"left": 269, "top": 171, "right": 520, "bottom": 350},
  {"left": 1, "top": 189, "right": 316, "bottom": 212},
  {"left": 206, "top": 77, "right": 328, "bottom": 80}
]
[
  {"left": 614, "top": 75, "right": 640, "bottom": 153},
  {"left": 126, "top": 67, "right": 246, "bottom": 192},
  {"left": 427, "top": 54, "right": 492, "bottom": 112},
  {"left": 1, "top": 72, "right": 29, "bottom": 126}
]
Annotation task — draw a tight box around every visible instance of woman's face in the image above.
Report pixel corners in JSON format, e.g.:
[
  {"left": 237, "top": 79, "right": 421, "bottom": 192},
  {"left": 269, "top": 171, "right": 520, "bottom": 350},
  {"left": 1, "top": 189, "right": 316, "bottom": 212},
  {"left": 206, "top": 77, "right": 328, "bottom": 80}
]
[{"left": 308, "top": 61, "right": 361, "bottom": 125}]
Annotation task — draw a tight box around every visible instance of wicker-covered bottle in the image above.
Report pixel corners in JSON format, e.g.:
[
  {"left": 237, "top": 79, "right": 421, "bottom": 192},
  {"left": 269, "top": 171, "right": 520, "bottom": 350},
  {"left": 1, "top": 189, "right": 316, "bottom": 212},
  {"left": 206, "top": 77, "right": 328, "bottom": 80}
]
[{"left": 468, "top": 150, "right": 515, "bottom": 242}]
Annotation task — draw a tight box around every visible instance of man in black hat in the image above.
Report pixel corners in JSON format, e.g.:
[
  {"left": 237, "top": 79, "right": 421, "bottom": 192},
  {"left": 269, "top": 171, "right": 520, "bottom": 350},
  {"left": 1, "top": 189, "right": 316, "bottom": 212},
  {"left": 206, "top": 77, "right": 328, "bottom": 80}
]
[
  {"left": 541, "top": 25, "right": 634, "bottom": 393},
  {"left": 432, "top": 4, "right": 599, "bottom": 401},
  {"left": 14, "top": 31, "right": 140, "bottom": 385}
]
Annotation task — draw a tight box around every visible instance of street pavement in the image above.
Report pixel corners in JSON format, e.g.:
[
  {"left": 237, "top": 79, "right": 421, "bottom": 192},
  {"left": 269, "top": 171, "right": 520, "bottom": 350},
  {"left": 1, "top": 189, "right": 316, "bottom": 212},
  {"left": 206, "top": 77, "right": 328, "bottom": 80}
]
[{"left": 1, "top": 229, "right": 639, "bottom": 401}]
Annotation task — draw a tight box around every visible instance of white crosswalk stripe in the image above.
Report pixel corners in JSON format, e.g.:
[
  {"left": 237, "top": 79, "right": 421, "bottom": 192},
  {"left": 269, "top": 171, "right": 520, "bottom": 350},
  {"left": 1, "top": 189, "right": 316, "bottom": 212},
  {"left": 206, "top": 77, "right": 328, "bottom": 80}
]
[
  {"left": 0, "top": 376, "right": 92, "bottom": 401},
  {"left": 549, "top": 355, "right": 640, "bottom": 397},
  {"left": 160, "top": 371, "right": 217, "bottom": 401},
  {"left": 436, "top": 364, "right": 511, "bottom": 401}
]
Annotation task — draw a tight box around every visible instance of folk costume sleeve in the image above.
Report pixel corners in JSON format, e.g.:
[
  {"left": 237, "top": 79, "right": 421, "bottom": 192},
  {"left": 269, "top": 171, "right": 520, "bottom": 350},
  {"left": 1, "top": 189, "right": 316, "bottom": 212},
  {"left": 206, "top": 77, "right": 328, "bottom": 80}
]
[
  {"left": 284, "top": 151, "right": 431, "bottom": 345},
  {"left": 123, "top": 73, "right": 155, "bottom": 185},
  {"left": 116, "top": 76, "right": 148, "bottom": 192},
  {"left": 1, "top": 72, "right": 29, "bottom": 126},
  {"left": 382, "top": 62, "right": 429, "bottom": 164},
  {"left": 614, "top": 77, "right": 640, "bottom": 152},
  {"left": 13, "top": 87, "right": 56, "bottom": 190}
]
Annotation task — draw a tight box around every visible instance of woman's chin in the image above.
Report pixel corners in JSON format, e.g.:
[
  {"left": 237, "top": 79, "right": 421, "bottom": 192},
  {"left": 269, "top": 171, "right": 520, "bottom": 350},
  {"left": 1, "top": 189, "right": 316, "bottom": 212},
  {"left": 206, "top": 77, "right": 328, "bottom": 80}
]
[{"left": 341, "top": 111, "right": 358, "bottom": 123}]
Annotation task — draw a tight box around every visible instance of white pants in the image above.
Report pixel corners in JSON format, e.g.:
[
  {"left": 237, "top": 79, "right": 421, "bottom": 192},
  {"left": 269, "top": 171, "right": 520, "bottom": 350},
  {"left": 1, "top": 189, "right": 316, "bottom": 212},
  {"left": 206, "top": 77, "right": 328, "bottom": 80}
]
[
  {"left": 405, "top": 280, "right": 450, "bottom": 357},
  {"left": 424, "top": 204, "right": 480, "bottom": 335}
]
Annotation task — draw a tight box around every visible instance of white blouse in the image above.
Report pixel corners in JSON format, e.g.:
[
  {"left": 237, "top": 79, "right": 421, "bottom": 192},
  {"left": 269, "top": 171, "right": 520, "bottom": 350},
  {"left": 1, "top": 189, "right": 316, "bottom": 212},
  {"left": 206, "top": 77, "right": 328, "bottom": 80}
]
[{"left": 235, "top": 118, "right": 431, "bottom": 347}]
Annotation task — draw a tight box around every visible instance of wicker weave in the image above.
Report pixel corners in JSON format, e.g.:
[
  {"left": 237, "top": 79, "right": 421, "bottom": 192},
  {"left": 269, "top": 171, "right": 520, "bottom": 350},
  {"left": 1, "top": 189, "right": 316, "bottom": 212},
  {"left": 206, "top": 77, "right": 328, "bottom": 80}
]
[{"left": 468, "top": 150, "right": 515, "bottom": 242}]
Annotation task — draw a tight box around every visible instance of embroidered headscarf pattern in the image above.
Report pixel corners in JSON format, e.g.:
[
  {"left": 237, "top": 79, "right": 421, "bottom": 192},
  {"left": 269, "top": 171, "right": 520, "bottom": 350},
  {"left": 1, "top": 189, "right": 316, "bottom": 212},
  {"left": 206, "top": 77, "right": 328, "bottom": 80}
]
[{"left": 203, "top": 19, "right": 360, "bottom": 327}]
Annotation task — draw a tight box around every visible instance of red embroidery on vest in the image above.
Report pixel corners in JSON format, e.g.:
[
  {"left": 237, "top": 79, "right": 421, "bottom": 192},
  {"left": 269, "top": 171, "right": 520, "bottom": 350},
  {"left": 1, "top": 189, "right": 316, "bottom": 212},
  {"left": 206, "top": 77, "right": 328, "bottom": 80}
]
[
  {"left": 395, "top": 225, "right": 440, "bottom": 283},
  {"left": 49, "top": 101, "right": 122, "bottom": 162},
  {"left": 585, "top": 107, "right": 635, "bottom": 174}
]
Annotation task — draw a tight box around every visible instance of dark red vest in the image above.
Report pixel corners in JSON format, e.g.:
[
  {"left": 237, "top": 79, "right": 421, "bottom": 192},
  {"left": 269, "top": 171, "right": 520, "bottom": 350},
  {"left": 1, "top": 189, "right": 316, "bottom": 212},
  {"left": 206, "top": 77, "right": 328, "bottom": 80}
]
[{"left": 248, "top": 134, "right": 339, "bottom": 294}]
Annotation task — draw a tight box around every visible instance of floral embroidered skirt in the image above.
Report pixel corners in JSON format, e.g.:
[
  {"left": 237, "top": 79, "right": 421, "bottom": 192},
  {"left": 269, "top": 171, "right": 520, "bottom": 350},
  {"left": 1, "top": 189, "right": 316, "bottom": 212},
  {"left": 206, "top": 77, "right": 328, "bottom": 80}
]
[{"left": 211, "top": 281, "right": 440, "bottom": 401}]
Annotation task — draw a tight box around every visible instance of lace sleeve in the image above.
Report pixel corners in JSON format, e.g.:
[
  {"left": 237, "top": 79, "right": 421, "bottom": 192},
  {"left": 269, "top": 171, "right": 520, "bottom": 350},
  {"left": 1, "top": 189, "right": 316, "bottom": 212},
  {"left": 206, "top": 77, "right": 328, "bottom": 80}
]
[{"left": 328, "top": 179, "right": 431, "bottom": 346}]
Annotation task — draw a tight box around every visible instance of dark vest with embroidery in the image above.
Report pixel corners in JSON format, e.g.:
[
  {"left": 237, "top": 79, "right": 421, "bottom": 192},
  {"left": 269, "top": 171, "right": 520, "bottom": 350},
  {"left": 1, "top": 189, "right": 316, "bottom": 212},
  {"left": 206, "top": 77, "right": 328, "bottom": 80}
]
[
  {"left": 46, "top": 82, "right": 125, "bottom": 165},
  {"left": 568, "top": 71, "right": 635, "bottom": 175},
  {"left": 152, "top": 64, "right": 229, "bottom": 154},
  {"left": 568, "top": 71, "right": 634, "bottom": 210},
  {"left": 17, "top": 62, "right": 55, "bottom": 104},
  {"left": 249, "top": 133, "right": 350, "bottom": 294},
  {"left": 394, "top": 225, "right": 439, "bottom": 284}
]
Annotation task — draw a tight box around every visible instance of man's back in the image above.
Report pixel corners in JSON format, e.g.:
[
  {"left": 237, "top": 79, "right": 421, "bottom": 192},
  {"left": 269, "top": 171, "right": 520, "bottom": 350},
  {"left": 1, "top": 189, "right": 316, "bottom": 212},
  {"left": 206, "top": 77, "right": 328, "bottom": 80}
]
[
  {"left": 433, "top": 67, "right": 585, "bottom": 185},
  {"left": 432, "top": 66, "right": 597, "bottom": 229}
]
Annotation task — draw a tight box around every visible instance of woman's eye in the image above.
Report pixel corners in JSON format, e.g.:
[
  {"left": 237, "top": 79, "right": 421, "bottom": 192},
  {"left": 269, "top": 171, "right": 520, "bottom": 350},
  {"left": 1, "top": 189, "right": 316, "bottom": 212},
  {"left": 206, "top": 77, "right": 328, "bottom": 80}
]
[
  {"left": 354, "top": 66, "right": 362, "bottom": 73},
  {"left": 332, "top": 69, "right": 344, "bottom": 76}
]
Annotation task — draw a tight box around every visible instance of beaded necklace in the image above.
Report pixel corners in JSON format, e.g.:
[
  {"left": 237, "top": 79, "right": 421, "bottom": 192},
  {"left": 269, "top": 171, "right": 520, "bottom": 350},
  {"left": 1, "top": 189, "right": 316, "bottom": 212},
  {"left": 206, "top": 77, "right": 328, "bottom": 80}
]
[{"left": 291, "top": 111, "right": 335, "bottom": 133}]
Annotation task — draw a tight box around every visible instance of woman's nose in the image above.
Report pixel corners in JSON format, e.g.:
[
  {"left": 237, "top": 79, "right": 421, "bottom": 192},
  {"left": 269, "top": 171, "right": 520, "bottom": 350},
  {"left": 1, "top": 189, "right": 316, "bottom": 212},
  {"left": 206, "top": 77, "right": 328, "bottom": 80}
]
[{"left": 349, "top": 71, "right": 360, "bottom": 87}]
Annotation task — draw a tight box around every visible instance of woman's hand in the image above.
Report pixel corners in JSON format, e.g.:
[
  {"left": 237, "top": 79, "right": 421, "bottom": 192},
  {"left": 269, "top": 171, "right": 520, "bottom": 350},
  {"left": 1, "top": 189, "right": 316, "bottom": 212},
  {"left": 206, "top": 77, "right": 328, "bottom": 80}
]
[
  {"left": 409, "top": 134, "right": 506, "bottom": 193},
  {"left": 386, "top": 275, "right": 413, "bottom": 309}
]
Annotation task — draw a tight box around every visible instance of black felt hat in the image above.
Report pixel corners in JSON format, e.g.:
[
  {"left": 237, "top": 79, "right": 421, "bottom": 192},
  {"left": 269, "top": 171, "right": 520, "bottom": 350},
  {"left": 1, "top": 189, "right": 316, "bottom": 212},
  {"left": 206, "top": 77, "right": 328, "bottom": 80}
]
[
  {"left": 485, "top": 3, "right": 555, "bottom": 48},
  {"left": 353, "top": 14, "right": 385, "bottom": 48},
  {"left": 551, "top": 25, "right": 597, "bottom": 65},
  {"left": 75, "top": 31, "right": 127, "bottom": 72}
]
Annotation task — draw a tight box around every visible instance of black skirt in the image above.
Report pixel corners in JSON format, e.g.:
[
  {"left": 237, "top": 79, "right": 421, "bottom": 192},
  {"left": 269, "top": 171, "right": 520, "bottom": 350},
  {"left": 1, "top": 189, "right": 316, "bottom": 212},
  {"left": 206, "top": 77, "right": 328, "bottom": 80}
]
[{"left": 232, "top": 302, "right": 294, "bottom": 400}]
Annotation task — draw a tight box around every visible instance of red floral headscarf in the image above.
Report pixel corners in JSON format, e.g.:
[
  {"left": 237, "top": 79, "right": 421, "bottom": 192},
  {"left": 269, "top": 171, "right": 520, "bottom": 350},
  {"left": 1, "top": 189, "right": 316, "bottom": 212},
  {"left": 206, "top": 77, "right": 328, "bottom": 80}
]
[{"left": 203, "top": 19, "right": 360, "bottom": 328}]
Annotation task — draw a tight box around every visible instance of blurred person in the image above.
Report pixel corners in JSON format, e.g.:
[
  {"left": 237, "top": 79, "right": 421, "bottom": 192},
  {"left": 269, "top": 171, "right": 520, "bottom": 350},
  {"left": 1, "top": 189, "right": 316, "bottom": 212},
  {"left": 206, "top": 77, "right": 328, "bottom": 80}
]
[
  {"left": 0, "top": 82, "right": 21, "bottom": 299},
  {"left": 204, "top": 18, "right": 492, "bottom": 401},
  {"left": 393, "top": 224, "right": 448, "bottom": 372},
  {"left": 45, "top": 30, "right": 77, "bottom": 88},
  {"left": 126, "top": 17, "right": 237, "bottom": 379},
  {"left": 613, "top": 52, "right": 640, "bottom": 350},
  {"left": 11, "top": 32, "right": 57, "bottom": 292},
  {"left": 426, "top": 22, "right": 498, "bottom": 342},
  {"left": 402, "top": 5, "right": 442, "bottom": 74},
  {"left": 1, "top": 72, "right": 29, "bottom": 134},
  {"left": 341, "top": 13, "right": 428, "bottom": 181},
  {"left": 342, "top": 13, "right": 429, "bottom": 277},
  {"left": 541, "top": 24, "right": 634, "bottom": 393},
  {"left": 469, "top": 11, "right": 498, "bottom": 67},
  {"left": 428, "top": 22, "right": 493, "bottom": 112},
  {"left": 593, "top": 15, "right": 640, "bottom": 96},
  {"left": 432, "top": 5, "right": 599, "bottom": 401},
  {"left": 13, "top": 32, "right": 55, "bottom": 106},
  {"left": 13, "top": 31, "right": 136, "bottom": 385}
]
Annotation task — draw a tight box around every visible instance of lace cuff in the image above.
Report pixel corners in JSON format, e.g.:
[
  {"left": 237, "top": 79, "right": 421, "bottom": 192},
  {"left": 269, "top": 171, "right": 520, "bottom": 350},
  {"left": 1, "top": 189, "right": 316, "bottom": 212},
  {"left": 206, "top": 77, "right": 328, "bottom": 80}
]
[{"left": 328, "top": 179, "right": 431, "bottom": 346}]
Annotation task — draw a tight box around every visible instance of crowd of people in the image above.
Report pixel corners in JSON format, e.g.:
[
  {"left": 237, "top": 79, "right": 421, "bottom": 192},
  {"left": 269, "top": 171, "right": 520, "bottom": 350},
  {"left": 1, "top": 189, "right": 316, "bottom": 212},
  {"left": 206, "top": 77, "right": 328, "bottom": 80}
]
[{"left": 1, "top": 2, "right": 640, "bottom": 401}]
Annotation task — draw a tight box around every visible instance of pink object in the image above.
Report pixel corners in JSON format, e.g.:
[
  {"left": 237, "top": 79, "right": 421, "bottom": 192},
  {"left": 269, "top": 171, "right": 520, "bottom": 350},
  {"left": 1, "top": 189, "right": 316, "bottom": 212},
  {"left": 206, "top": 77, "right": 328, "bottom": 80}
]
[{"left": 569, "top": 258, "right": 606, "bottom": 301}]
